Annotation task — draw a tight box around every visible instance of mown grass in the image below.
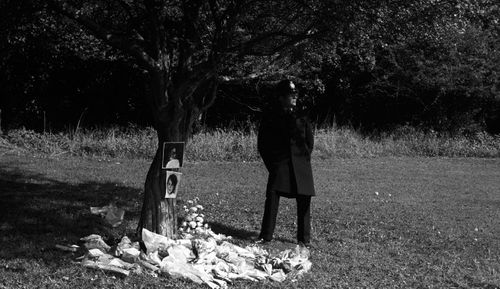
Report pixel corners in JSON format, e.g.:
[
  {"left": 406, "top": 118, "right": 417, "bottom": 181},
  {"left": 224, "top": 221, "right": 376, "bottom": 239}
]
[
  {"left": 1, "top": 125, "right": 499, "bottom": 160},
  {"left": 0, "top": 153, "right": 499, "bottom": 288}
]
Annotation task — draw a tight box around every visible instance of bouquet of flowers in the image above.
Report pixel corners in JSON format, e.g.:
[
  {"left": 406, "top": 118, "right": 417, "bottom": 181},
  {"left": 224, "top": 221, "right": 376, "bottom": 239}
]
[{"left": 179, "top": 198, "right": 210, "bottom": 236}]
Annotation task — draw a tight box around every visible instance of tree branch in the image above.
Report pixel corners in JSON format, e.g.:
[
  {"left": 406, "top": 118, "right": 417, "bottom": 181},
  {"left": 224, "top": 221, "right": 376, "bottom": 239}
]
[
  {"left": 48, "top": 0, "right": 155, "bottom": 70},
  {"left": 200, "top": 79, "right": 219, "bottom": 111},
  {"left": 234, "top": 32, "right": 311, "bottom": 57},
  {"left": 208, "top": 0, "right": 222, "bottom": 34},
  {"left": 113, "top": 0, "right": 134, "bottom": 19},
  {"left": 176, "top": 66, "right": 216, "bottom": 107}
]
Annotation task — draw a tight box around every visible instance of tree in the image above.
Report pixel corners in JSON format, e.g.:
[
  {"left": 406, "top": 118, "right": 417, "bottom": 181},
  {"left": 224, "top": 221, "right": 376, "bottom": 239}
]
[
  {"left": 45, "top": 0, "right": 321, "bottom": 237},
  {"left": 359, "top": 0, "right": 500, "bottom": 131},
  {"left": 0, "top": 0, "right": 130, "bottom": 131},
  {"left": 306, "top": 0, "right": 500, "bottom": 131}
]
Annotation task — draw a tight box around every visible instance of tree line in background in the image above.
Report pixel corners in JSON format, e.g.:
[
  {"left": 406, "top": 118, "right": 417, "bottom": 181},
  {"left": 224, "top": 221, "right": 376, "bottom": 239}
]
[{"left": 1, "top": 0, "right": 499, "bottom": 136}]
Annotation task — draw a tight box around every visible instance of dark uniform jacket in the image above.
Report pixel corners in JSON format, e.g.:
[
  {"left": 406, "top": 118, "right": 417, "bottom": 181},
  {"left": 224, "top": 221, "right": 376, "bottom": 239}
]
[{"left": 257, "top": 106, "right": 315, "bottom": 197}]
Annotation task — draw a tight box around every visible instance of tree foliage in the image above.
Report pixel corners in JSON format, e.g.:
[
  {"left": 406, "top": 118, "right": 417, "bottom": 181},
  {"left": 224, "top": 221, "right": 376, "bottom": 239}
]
[
  {"left": 1, "top": 0, "right": 499, "bottom": 133},
  {"left": 299, "top": 0, "right": 500, "bottom": 132}
]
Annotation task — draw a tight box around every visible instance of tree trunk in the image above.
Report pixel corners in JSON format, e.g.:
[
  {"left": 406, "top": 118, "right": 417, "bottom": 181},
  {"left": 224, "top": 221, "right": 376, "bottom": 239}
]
[
  {"left": 137, "top": 123, "right": 185, "bottom": 238},
  {"left": 136, "top": 66, "right": 215, "bottom": 238},
  {"left": 136, "top": 145, "right": 177, "bottom": 238},
  {"left": 137, "top": 106, "right": 192, "bottom": 237},
  {"left": 136, "top": 69, "right": 177, "bottom": 239}
]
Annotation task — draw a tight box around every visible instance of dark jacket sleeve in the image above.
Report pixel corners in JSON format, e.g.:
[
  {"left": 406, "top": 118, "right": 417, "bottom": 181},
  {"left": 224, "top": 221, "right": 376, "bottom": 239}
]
[
  {"left": 290, "top": 115, "right": 314, "bottom": 157},
  {"left": 258, "top": 110, "right": 291, "bottom": 170}
]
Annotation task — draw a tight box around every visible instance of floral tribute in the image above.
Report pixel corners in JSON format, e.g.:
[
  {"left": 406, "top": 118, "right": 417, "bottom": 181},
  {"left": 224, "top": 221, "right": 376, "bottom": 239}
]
[
  {"left": 62, "top": 199, "right": 312, "bottom": 289},
  {"left": 179, "top": 198, "right": 211, "bottom": 236}
]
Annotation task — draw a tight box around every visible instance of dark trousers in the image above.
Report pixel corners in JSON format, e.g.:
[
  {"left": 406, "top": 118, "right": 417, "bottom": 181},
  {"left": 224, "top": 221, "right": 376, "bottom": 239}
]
[{"left": 259, "top": 191, "right": 311, "bottom": 243}]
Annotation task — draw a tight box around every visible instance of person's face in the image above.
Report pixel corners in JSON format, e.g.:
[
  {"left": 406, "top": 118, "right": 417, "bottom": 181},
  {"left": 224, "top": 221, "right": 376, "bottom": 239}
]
[
  {"left": 170, "top": 148, "right": 177, "bottom": 159},
  {"left": 167, "top": 178, "right": 174, "bottom": 194},
  {"left": 280, "top": 92, "right": 298, "bottom": 109}
]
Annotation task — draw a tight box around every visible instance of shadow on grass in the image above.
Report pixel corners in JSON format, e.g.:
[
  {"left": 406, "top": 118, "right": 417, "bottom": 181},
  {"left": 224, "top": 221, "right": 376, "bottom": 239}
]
[
  {"left": 210, "top": 222, "right": 296, "bottom": 245},
  {"left": 210, "top": 222, "right": 256, "bottom": 240},
  {"left": 0, "top": 164, "right": 142, "bottom": 260},
  {"left": 0, "top": 164, "right": 273, "bottom": 257}
]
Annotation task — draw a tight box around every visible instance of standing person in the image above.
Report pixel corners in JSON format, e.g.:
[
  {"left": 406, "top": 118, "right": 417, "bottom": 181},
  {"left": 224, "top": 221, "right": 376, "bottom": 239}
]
[{"left": 256, "top": 79, "right": 315, "bottom": 248}]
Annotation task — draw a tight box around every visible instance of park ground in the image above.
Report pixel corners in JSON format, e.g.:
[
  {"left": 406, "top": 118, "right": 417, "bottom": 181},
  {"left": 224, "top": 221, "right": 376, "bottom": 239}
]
[{"left": 0, "top": 153, "right": 499, "bottom": 288}]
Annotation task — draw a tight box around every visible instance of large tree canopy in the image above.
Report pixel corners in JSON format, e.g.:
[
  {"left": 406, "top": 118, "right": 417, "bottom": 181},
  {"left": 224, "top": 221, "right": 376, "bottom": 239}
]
[{"left": 44, "top": 0, "right": 328, "bottom": 141}]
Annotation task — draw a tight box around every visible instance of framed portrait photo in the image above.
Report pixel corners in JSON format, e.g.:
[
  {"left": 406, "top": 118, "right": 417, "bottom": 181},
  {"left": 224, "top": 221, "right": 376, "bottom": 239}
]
[
  {"left": 161, "top": 142, "right": 185, "bottom": 170},
  {"left": 165, "top": 171, "right": 182, "bottom": 199}
]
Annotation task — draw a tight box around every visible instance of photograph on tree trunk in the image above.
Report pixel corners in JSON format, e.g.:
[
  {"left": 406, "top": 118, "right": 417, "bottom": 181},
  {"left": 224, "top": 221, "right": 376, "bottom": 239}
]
[
  {"left": 165, "top": 171, "right": 181, "bottom": 198},
  {"left": 162, "top": 142, "right": 184, "bottom": 170}
]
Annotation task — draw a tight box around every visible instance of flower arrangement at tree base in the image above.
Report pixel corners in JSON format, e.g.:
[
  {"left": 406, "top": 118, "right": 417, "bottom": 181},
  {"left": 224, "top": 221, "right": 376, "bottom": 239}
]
[{"left": 63, "top": 199, "right": 312, "bottom": 288}]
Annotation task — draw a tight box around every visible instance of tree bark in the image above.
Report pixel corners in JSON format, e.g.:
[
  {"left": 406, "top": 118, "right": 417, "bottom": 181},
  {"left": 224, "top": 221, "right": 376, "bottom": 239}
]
[
  {"left": 137, "top": 138, "right": 177, "bottom": 238},
  {"left": 136, "top": 69, "right": 212, "bottom": 238}
]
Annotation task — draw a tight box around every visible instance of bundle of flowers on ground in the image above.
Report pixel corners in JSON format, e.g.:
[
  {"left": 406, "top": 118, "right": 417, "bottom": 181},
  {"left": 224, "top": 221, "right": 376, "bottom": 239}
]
[
  {"left": 179, "top": 199, "right": 210, "bottom": 235},
  {"left": 66, "top": 200, "right": 312, "bottom": 288}
]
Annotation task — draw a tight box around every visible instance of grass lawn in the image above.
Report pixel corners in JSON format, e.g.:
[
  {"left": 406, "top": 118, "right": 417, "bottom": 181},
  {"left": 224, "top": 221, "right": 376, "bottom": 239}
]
[{"left": 1, "top": 154, "right": 499, "bottom": 288}]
